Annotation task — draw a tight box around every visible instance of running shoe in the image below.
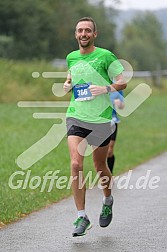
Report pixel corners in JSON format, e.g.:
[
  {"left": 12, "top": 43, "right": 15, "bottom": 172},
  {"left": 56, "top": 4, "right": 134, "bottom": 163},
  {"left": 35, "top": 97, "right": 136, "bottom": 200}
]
[
  {"left": 99, "top": 198, "right": 113, "bottom": 227},
  {"left": 72, "top": 215, "right": 92, "bottom": 237}
]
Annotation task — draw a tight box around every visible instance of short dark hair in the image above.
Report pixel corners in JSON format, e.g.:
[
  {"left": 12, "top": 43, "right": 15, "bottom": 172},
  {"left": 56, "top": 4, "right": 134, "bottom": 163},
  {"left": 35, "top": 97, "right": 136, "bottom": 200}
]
[{"left": 76, "top": 17, "right": 97, "bottom": 32}]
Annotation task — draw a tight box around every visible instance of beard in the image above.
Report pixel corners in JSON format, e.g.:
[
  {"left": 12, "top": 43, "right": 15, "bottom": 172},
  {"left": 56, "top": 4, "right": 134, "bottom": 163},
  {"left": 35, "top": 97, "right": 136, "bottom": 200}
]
[
  {"left": 78, "top": 37, "right": 93, "bottom": 48},
  {"left": 79, "top": 41, "right": 90, "bottom": 48}
]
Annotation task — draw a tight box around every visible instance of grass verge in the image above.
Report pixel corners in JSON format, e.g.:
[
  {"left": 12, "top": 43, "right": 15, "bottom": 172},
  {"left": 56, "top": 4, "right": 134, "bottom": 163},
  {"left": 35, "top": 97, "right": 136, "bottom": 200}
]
[{"left": 0, "top": 71, "right": 167, "bottom": 227}]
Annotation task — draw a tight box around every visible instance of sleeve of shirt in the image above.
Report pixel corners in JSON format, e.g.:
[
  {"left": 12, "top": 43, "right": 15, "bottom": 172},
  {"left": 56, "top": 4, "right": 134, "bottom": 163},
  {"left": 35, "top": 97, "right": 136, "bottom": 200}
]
[
  {"left": 106, "top": 52, "right": 124, "bottom": 79},
  {"left": 118, "top": 90, "right": 124, "bottom": 102},
  {"left": 66, "top": 54, "right": 70, "bottom": 69}
]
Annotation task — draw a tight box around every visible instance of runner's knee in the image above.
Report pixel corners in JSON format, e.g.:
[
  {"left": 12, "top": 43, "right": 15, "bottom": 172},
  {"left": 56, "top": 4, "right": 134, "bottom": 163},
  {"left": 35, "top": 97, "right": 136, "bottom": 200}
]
[{"left": 71, "top": 160, "right": 83, "bottom": 175}]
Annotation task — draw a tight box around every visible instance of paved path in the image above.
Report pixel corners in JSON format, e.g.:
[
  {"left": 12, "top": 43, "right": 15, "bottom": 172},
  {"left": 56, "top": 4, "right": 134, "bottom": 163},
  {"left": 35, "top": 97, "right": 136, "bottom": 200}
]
[{"left": 1, "top": 152, "right": 167, "bottom": 252}]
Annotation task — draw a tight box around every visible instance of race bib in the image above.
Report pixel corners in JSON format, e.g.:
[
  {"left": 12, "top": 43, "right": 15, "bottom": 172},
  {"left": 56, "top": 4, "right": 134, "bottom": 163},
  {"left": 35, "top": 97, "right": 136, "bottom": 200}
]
[{"left": 73, "top": 83, "right": 95, "bottom": 101}]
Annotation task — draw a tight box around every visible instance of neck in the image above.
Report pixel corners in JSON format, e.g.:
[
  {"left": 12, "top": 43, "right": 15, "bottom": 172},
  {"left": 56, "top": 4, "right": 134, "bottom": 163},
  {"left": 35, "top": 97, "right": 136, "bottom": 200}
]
[{"left": 79, "top": 45, "right": 96, "bottom": 54}]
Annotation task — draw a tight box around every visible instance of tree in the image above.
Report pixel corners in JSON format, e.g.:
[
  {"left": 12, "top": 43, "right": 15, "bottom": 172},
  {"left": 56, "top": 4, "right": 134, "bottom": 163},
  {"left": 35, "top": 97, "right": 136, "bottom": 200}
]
[
  {"left": 117, "top": 12, "right": 167, "bottom": 71},
  {"left": 0, "top": 0, "right": 55, "bottom": 59},
  {"left": 0, "top": 0, "right": 117, "bottom": 60}
]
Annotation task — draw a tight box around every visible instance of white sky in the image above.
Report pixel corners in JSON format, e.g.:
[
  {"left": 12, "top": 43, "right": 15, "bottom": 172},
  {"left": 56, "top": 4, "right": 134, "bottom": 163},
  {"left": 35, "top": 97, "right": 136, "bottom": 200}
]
[{"left": 105, "top": 0, "right": 167, "bottom": 10}]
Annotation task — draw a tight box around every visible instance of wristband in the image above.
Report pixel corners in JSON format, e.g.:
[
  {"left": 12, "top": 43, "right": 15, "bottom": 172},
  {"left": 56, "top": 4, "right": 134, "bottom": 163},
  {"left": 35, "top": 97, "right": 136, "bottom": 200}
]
[{"left": 106, "top": 85, "right": 111, "bottom": 93}]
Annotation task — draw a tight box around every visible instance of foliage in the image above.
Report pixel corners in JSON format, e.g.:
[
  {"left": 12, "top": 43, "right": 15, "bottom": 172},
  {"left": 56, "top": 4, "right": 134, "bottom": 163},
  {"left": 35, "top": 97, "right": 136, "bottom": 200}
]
[
  {"left": 117, "top": 12, "right": 167, "bottom": 70},
  {"left": 0, "top": 0, "right": 116, "bottom": 59}
]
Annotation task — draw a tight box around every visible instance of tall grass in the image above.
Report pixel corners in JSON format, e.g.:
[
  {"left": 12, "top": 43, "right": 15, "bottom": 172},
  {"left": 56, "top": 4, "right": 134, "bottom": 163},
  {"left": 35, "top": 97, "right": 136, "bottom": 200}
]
[{"left": 0, "top": 58, "right": 68, "bottom": 102}]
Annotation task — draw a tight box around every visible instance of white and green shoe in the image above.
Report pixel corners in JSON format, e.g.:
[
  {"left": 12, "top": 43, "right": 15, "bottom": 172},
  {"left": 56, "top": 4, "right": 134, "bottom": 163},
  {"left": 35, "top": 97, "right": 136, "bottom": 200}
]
[
  {"left": 99, "top": 197, "right": 113, "bottom": 227},
  {"left": 72, "top": 215, "right": 92, "bottom": 237}
]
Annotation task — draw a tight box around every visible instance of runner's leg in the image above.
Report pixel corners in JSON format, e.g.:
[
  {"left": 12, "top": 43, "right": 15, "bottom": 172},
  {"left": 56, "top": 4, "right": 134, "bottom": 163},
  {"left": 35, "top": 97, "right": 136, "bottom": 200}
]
[
  {"left": 68, "top": 135, "right": 87, "bottom": 211},
  {"left": 92, "top": 145, "right": 113, "bottom": 196}
]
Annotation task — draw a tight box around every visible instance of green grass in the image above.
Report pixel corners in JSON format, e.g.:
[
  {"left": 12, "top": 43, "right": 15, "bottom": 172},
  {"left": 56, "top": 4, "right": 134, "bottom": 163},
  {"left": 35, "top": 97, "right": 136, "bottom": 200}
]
[
  {"left": 115, "top": 93, "right": 167, "bottom": 173},
  {"left": 0, "top": 58, "right": 68, "bottom": 103},
  {"left": 0, "top": 59, "right": 167, "bottom": 227}
]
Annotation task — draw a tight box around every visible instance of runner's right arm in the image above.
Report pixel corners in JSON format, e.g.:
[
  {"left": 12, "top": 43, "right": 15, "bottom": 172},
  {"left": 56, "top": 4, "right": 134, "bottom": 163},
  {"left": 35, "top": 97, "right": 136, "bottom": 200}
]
[{"left": 63, "top": 72, "right": 72, "bottom": 93}]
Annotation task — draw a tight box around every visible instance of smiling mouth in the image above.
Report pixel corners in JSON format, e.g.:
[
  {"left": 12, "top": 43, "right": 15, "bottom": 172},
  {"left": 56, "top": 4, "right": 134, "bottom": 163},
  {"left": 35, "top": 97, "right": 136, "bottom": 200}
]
[
  {"left": 80, "top": 40, "right": 89, "bottom": 45},
  {"left": 80, "top": 37, "right": 89, "bottom": 41}
]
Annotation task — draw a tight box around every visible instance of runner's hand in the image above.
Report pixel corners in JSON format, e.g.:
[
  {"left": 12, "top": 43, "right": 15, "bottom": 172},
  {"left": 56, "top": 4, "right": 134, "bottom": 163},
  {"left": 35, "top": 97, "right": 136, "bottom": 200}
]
[
  {"left": 89, "top": 85, "right": 107, "bottom": 96},
  {"left": 63, "top": 74, "right": 72, "bottom": 93},
  {"left": 114, "top": 99, "right": 125, "bottom": 109}
]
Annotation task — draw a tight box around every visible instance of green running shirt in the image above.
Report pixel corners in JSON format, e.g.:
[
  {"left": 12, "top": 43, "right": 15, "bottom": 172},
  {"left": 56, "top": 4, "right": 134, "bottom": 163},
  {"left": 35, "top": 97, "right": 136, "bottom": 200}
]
[{"left": 66, "top": 47, "right": 124, "bottom": 123}]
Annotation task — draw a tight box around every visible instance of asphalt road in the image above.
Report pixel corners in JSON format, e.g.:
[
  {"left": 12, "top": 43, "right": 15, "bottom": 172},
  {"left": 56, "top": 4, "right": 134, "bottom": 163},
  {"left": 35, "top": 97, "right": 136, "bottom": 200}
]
[{"left": 1, "top": 152, "right": 167, "bottom": 252}]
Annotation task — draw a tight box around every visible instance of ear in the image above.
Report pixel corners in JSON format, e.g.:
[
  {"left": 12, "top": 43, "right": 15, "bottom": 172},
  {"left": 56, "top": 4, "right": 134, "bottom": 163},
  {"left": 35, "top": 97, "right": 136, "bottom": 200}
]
[
  {"left": 75, "top": 31, "right": 77, "bottom": 40},
  {"left": 94, "top": 31, "right": 97, "bottom": 38}
]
